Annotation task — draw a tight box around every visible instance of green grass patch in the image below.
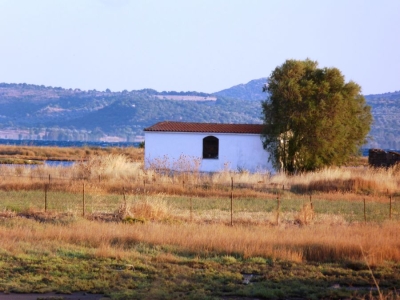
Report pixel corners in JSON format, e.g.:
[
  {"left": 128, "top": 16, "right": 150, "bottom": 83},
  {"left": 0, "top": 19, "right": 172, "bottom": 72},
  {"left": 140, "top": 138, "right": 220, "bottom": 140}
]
[
  {"left": 0, "top": 235, "right": 398, "bottom": 299},
  {"left": 0, "top": 158, "right": 43, "bottom": 165},
  {"left": 165, "top": 195, "right": 399, "bottom": 222},
  {"left": 0, "top": 190, "right": 398, "bottom": 223}
]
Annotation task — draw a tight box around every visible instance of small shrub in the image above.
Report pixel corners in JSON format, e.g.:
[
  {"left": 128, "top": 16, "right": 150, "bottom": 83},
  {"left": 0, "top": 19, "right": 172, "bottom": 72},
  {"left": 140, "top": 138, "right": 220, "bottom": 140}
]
[
  {"left": 294, "top": 203, "right": 314, "bottom": 225},
  {"left": 123, "top": 216, "right": 146, "bottom": 224},
  {"left": 221, "top": 255, "right": 237, "bottom": 264},
  {"left": 129, "top": 195, "right": 171, "bottom": 221}
]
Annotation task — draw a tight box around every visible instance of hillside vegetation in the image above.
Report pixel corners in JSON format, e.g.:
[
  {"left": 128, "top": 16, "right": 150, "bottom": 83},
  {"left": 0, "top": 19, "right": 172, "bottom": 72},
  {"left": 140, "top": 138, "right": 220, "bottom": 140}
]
[
  {"left": 0, "top": 81, "right": 399, "bottom": 149},
  {"left": 365, "top": 91, "right": 400, "bottom": 149},
  {"left": 0, "top": 83, "right": 261, "bottom": 141}
]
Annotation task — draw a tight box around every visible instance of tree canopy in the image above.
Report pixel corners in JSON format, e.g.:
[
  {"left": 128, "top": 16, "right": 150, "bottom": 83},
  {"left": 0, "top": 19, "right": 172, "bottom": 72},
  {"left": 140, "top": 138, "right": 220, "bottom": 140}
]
[{"left": 262, "top": 59, "right": 372, "bottom": 173}]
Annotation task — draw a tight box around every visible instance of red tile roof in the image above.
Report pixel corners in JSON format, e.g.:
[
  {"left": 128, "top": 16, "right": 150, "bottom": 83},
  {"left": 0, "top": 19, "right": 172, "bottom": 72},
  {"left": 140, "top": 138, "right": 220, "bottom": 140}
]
[{"left": 144, "top": 121, "right": 265, "bottom": 134}]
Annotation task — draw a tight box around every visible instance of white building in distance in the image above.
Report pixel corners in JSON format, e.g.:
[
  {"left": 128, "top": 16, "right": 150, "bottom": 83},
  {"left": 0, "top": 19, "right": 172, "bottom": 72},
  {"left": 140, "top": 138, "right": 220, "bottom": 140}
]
[{"left": 144, "top": 121, "right": 272, "bottom": 173}]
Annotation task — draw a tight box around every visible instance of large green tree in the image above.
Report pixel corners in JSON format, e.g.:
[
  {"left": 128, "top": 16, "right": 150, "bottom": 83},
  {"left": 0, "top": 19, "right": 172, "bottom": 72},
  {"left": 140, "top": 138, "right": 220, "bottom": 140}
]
[{"left": 262, "top": 59, "right": 372, "bottom": 173}]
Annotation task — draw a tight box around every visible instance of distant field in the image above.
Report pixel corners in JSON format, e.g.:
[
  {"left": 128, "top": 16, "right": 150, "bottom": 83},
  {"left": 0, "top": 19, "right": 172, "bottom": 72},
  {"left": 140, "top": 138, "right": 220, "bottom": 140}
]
[{"left": 0, "top": 144, "right": 143, "bottom": 163}]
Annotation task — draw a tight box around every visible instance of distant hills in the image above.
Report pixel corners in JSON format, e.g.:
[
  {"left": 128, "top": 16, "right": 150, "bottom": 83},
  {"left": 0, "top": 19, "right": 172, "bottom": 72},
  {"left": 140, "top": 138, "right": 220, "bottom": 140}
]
[
  {"left": 0, "top": 80, "right": 399, "bottom": 149},
  {"left": 214, "top": 78, "right": 267, "bottom": 101}
]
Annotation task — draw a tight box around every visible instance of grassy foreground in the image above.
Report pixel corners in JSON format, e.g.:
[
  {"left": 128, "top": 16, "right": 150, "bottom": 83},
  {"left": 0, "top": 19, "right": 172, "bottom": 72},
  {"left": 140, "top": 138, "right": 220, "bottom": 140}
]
[
  {"left": 0, "top": 216, "right": 399, "bottom": 299},
  {"left": 0, "top": 147, "right": 399, "bottom": 299}
]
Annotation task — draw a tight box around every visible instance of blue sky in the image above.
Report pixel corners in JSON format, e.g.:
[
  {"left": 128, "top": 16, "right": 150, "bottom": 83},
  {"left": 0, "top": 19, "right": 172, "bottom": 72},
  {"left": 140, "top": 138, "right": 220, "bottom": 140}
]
[{"left": 0, "top": 0, "right": 399, "bottom": 95}]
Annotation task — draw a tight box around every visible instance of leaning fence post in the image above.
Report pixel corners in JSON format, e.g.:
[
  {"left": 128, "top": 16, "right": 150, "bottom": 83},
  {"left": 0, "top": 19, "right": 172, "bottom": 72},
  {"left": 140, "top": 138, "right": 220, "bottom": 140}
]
[{"left": 230, "top": 177, "right": 233, "bottom": 226}]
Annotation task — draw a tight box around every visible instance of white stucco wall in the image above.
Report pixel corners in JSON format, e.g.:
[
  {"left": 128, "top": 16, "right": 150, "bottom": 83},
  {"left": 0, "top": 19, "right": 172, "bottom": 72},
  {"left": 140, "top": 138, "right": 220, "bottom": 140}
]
[{"left": 144, "top": 131, "right": 272, "bottom": 173}]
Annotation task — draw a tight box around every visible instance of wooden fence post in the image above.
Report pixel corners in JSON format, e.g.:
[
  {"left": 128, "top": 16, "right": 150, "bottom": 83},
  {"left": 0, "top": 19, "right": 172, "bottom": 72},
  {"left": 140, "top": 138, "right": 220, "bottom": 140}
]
[
  {"left": 389, "top": 195, "right": 392, "bottom": 220},
  {"left": 230, "top": 177, "right": 233, "bottom": 226},
  {"left": 363, "top": 198, "right": 366, "bottom": 223},
  {"left": 276, "top": 193, "right": 280, "bottom": 225},
  {"left": 123, "top": 187, "right": 126, "bottom": 207},
  {"left": 190, "top": 197, "right": 193, "bottom": 222},
  {"left": 45, "top": 184, "right": 48, "bottom": 212},
  {"left": 82, "top": 183, "right": 85, "bottom": 217},
  {"left": 48, "top": 174, "right": 51, "bottom": 185}
]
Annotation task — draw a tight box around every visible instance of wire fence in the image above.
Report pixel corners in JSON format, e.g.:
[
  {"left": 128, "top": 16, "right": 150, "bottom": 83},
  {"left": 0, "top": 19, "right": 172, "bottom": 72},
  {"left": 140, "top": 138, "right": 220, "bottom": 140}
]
[{"left": 0, "top": 171, "right": 399, "bottom": 224}]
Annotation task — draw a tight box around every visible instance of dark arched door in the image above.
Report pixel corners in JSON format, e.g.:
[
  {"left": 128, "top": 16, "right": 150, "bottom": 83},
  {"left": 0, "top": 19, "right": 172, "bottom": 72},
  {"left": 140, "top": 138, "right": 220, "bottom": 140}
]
[{"left": 203, "top": 136, "right": 219, "bottom": 159}]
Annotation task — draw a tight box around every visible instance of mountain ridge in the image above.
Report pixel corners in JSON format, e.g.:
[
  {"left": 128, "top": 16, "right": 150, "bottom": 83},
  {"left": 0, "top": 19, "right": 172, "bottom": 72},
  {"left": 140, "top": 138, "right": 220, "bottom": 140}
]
[{"left": 0, "top": 80, "right": 398, "bottom": 149}]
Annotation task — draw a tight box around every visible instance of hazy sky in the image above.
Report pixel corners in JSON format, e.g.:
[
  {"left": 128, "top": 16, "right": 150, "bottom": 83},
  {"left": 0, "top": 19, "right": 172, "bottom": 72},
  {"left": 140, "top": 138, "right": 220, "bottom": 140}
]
[{"left": 0, "top": 0, "right": 399, "bottom": 95}]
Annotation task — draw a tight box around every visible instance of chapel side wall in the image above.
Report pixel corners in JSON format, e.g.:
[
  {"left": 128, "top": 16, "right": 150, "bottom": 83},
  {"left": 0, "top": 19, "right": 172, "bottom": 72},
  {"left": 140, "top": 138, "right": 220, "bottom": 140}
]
[
  {"left": 144, "top": 132, "right": 203, "bottom": 169},
  {"left": 217, "top": 134, "right": 271, "bottom": 172},
  {"left": 145, "top": 131, "right": 272, "bottom": 173}
]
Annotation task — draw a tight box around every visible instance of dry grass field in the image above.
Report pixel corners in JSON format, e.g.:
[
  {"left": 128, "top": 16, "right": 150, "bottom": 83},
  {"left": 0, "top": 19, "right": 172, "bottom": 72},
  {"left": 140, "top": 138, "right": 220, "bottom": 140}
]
[{"left": 0, "top": 146, "right": 399, "bottom": 299}]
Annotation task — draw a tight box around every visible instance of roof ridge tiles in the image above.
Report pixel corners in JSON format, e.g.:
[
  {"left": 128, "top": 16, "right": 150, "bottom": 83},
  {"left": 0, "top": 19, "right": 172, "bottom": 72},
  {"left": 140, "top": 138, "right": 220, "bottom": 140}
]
[{"left": 144, "top": 121, "right": 265, "bottom": 134}]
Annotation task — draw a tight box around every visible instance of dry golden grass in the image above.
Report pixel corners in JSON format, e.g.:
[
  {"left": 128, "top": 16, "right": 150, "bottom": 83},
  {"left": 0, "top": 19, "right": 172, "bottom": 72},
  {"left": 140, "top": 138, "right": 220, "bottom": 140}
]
[
  {"left": 1, "top": 150, "right": 399, "bottom": 298},
  {"left": 0, "top": 144, "right": 143, "bottom": 161},
  {"left": 0, "top": 215, "right": 399, "bottom": 265},
  {"left": 0, "top": 153, "right": 399, "bottom": 202},
  {"left": 271, "top": 166, "right": 400, "bottom": 196}
]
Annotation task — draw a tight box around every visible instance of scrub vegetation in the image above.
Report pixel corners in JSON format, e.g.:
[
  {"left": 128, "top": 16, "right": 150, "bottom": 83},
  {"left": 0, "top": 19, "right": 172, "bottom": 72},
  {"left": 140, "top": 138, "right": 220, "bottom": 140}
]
[{"left": 0, "top": 147, "right": 399, "bottom": 299}]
